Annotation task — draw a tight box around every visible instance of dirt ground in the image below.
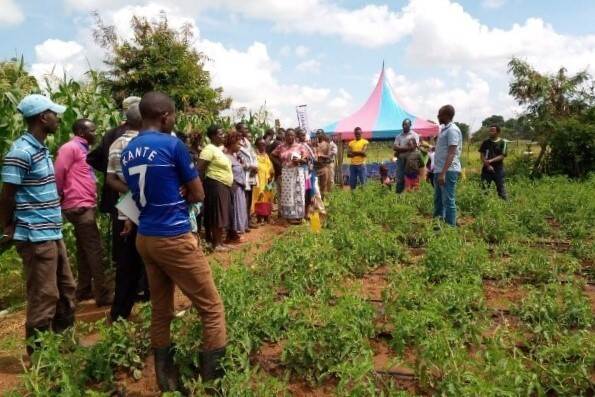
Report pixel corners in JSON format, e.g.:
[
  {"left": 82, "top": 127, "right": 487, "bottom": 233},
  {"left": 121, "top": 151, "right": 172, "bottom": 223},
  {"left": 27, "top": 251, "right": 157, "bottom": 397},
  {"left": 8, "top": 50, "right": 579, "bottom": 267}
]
[
  {"left": 1, "top": 220, "right": 593, "bottom": 396},
  {"left": 0, "top": 222, "right": 287, "bottom": 395}
]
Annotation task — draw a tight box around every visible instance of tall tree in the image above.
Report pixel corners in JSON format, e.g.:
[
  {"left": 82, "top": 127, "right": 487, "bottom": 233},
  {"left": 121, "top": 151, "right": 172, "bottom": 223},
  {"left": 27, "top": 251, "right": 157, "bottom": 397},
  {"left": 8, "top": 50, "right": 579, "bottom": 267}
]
[
  {"left": 481, "top": 114, "right": 505, "bottom": 128},
  {"left": 508, "top": 57, "right": 594, "bottom": 173},
  {"left": 454, "top": 122, "right": 470, "bottom": 141},
  {"left": 0, "top": 57, "right": 40, "bottom": 158},
  {"left": 94, "top": 12, "right": 231, "bottom": 116}
]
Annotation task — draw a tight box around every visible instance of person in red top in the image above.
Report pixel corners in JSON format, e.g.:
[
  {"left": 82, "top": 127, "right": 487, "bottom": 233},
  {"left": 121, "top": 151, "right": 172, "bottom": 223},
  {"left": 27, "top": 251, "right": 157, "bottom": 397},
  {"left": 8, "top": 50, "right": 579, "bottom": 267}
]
[{"left": 54, "top": 119, "right": 112, "bottom": 306}]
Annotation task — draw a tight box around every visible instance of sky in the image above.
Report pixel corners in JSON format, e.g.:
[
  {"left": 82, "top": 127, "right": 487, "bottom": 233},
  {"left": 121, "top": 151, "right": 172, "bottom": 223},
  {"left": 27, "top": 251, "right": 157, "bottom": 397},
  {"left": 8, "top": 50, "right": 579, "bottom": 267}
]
[{"left": 1, "top": 0, "right": 595, "bottom": 130}]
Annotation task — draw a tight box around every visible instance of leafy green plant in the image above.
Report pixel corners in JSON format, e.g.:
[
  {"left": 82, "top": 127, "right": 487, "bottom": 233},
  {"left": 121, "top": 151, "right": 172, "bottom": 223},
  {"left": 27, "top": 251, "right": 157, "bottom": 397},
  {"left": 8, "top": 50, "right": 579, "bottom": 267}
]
[
  {"left": 513, "top": 281, "right": 592, "bottom": 340},
  {"left": 281, "top": 294, "right": 375, "bottom": 385}
]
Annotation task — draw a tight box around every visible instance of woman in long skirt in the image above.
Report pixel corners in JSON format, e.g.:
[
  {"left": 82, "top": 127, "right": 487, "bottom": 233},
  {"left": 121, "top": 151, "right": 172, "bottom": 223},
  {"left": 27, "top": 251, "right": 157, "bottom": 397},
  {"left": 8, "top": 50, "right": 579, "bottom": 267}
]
[
  {"left": 252, "top": 138, "right": 275, "bottom": 224},
  {"left": 271, "top": 129, "right": 309, "bottom": 225},
  {"left": 225, "top": 131, "right": 249, "bottom": 243},
  {"left": 198, "top": 125, "right": 233, "bottom": 252}
]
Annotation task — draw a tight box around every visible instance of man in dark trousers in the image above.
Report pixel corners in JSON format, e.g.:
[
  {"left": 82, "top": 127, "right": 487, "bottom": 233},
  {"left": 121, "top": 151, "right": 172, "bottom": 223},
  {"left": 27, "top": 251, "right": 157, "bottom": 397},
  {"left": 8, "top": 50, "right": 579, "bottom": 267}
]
[
  {"left": 87, "top": 96, "right": 149, "bottom": 302},
  {"left": 0, "top": 95, "right": 76, "bottom": 355},
  {"left": 479, "top": 125, "right": 508, "bottom": 200},
  {"left": 121, "top": 92, "right": 227, "bottom": 392},
  {"left": 54, "top": 119, "right": 112, "bottom": 306},
  {"left": 105, "top": 104, "right": 149, "bottom": 321}
]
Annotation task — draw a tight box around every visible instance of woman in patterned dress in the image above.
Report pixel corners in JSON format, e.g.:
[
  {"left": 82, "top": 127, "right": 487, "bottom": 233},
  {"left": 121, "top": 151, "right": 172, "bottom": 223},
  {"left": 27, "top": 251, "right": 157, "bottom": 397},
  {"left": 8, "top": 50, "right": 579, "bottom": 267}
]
[{"left": 270, "top": 129, "right": 308, "bottom": 225}]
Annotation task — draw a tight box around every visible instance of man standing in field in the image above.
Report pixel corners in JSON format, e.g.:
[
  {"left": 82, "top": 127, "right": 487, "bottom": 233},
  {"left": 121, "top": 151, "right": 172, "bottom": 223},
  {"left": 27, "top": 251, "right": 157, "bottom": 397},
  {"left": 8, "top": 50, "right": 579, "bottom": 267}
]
[
  {"left": 121, "top": 92, "right": 227, "bottom": 392},
  {"left": 314, "top": 130, "right": 332, "bottom": 198},
  {"left": 87, "top": 96, "right": 141, "bottom": 215},
  {"left": 479, "top": 125, "right": 508, "bottom": 200},
  {"left": 54, "top": 119, "right": 112, "bottom": 307},
  {"left": 347, "top": 127, "right": 369, "bottom": 189},
  {"left": 433, "top": 105, "right": 463, "bottom": 226},
  {"left": 105, "top": 104, "right": 149, "bottom": 322},
  {"left": 0, "top": 95, "right": 76, "bottom": 355},
  {"left": 393, "top": 119, "right": 420, "bottom": 194},
  {"left": 329, "top": 134, "right": 338, "bottom": 187}
]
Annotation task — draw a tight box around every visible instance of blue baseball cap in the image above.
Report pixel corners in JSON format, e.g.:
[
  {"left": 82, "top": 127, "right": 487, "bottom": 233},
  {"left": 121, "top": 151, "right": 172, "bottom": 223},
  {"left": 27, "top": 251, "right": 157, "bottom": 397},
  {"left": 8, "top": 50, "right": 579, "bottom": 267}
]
[{"left": 17, "top": 94, "right": 67, "bottom": 118}]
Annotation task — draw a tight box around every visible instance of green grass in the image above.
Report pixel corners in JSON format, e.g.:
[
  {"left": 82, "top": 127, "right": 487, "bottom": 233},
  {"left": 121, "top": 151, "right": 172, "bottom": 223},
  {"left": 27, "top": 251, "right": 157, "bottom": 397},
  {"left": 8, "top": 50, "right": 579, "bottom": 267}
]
[
  {"left": 1, "top": 173, "right": 593, "bottom": 396},
  {"left": 0, "top": 246, "right": 25, "bottom": 311}
]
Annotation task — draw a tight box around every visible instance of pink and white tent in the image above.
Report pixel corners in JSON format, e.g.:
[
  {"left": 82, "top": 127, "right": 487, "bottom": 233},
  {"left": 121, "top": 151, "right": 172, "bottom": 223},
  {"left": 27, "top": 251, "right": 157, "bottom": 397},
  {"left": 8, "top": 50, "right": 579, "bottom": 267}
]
[{"left": 324, "top": 65, "right": 439, "bottom": 141}]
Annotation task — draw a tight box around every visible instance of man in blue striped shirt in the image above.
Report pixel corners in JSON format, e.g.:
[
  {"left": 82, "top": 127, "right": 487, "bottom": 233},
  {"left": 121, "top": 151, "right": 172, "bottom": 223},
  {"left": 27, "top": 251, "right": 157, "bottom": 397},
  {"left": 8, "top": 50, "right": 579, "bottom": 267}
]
[{"left": 0, "top": 94, "right": 76, "bottom": 355}]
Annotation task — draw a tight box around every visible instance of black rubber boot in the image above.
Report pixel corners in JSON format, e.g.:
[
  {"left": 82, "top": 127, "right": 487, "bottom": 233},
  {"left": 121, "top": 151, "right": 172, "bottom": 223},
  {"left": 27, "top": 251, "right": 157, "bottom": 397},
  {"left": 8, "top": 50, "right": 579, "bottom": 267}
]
[
  {"left": 25, "top": 325, "right": 50, "bottom": 356},
  {"left": 199, "top": 346, "right": 226, "bottom": 382},
  {"left": 52, "top": 313, "right": 75, "bottom": 333},
  {"left": 154, "top": 345, "right": 180, "bottom": 392}
]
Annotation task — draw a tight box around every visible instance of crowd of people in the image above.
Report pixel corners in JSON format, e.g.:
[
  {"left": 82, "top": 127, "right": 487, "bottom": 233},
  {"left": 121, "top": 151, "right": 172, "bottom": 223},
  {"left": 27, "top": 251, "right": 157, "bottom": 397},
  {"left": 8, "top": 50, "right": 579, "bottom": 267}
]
[{"left": 0, "top": 92, "right": 508, "bottom": 393}]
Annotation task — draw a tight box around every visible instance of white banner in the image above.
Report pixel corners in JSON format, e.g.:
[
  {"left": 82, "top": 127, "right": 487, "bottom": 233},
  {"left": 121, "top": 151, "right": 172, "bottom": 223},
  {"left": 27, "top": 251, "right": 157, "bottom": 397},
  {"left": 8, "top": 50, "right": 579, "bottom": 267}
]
[{"left": 296, "top": 105, "right": 310, "bottom": 137}]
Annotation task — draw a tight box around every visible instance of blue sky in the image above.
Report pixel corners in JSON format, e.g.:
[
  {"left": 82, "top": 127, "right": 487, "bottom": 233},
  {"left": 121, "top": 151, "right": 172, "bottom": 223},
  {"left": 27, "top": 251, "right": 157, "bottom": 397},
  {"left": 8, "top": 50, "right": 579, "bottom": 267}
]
[{"left": 2, "top": 0, "right": 595, "bottom": 130}]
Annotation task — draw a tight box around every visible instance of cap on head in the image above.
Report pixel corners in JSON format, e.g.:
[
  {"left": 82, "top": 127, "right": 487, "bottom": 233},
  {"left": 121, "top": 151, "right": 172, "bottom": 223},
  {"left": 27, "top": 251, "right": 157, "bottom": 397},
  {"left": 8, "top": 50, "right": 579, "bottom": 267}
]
[
  {"left": 17, "top": 94, "right": 66, "bottom": 118},
  {"left": 125, "top": 103, "right": 142, "bottom": 128},
  {"left": 122, "top": 96, "right": 141, "bottom": 112}
]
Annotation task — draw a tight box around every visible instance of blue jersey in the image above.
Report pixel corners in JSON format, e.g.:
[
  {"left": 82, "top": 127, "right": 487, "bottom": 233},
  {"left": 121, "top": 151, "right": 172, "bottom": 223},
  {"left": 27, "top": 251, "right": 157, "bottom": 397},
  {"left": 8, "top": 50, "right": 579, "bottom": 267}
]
[{"left": 121, "top": 131, "right": 198, "bottom": 237}]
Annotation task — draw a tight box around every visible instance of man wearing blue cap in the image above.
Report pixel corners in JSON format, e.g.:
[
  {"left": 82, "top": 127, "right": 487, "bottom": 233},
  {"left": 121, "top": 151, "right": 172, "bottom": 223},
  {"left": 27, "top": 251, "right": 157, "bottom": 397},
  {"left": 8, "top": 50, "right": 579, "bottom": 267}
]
[{"left": 0, "top": 94, "right": 77, "bottom": 355}]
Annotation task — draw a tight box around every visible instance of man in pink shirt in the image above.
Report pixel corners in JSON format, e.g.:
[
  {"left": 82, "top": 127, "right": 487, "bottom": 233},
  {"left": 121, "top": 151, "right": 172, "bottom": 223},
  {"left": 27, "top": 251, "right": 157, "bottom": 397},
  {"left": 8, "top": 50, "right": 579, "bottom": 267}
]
[{"left": 55, "top": 119, "right": 112, "bottom": 306}]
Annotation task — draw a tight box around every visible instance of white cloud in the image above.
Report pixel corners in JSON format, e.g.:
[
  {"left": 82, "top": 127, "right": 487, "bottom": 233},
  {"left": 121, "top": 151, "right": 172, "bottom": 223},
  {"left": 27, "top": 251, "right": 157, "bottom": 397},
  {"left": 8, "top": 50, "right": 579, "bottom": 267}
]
[
  {"left": 381, "top": 67, "right": 519, "bottom": 130},
  {"left": 69, "top": 2, "right": 337, "bottom": 126},
  {"left": 63, "top": 0, "right": 414, "bottom": 47},
  {"left": 482, "top": 0, "right": 506, "bottom": 8},
  {"left": 32, "top": 3, "right": 199, "bottom": 85},
  {"left": 48, "top": 0, "right": 595, "bottom": 128},
  {"left": 280, "top": 45, "right": 291, "bottom": 57},
  {"left": 31, "top": 40, "right": 88, "bottom": 84},
  {"left": 198, "top": 40, "right": 333, "bottom": 127},
  {"left": 328, "top": 88, "right": 353, "bottom": 116},
  {"left": 106, "top": 2, "right": 199, "bottom": 39},
  {"left": 0, "top": 0, "right": 25, "bottom": 26},
  {"left": 296, "top": 59, "right": 321, "bottom": 73},
  {"left": 295, "top": 45, "right": 309, "bottom": 58},
  {"left": 403, "top": 0, "right": 595, "bottom": 75}
]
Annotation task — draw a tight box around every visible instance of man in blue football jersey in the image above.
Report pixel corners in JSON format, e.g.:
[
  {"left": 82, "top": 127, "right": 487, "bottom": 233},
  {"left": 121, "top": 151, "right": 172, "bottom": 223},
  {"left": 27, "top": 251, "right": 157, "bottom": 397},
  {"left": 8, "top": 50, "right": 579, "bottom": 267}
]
[{"left": 121, "top": 92, "right": 227, "bottom": 392}]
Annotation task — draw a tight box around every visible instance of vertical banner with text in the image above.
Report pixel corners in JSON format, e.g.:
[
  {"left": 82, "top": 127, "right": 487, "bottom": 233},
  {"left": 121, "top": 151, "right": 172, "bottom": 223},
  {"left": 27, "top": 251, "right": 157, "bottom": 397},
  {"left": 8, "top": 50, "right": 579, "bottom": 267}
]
[{"left": 296, "top": 104, "right": 310, "bottom": 139}]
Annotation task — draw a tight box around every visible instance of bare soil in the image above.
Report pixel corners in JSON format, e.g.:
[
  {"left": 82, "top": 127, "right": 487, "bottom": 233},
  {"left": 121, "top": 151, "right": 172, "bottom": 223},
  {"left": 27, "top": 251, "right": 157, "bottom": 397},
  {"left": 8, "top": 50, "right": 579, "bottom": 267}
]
[
  {"left": 0, "top": 223, "right": 287, "bottom": 396},
  {"left": 483, "top": 280, "right": 526, "bottom": 311}
]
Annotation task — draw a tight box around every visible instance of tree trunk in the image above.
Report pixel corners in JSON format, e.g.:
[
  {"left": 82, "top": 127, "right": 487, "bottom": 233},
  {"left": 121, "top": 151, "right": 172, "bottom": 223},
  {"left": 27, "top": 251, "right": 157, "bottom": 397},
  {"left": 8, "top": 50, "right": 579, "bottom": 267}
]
[{"left": 532, "top": 142, "right": 548, "bottom": 176}]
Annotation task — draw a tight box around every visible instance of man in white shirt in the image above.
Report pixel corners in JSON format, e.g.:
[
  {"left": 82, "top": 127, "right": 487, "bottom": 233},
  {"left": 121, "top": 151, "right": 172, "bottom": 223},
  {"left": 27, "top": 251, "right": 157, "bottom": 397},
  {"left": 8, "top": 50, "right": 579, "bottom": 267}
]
[
  {"left": 433, "top": 105, "right": 462, "bottom": 226},
  {"left": 328, "top": 134, "right": 338, "bottom": 187},
  {"left": 393, "top": 119, "right": 420, "bottom": 194}
]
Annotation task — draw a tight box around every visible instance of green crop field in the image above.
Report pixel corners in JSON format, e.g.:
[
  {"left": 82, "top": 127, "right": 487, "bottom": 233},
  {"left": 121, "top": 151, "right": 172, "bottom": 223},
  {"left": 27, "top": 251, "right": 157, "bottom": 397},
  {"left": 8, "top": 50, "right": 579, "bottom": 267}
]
[{"left": 1, "top": 174, "right": 593, "bottom": 396}]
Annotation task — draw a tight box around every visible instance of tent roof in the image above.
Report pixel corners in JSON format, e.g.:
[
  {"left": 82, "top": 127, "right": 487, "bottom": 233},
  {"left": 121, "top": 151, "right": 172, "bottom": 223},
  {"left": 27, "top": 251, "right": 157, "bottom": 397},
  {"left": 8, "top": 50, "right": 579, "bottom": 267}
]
[{"left": 324, "top": 65, "right": 439, "bottom": 141}]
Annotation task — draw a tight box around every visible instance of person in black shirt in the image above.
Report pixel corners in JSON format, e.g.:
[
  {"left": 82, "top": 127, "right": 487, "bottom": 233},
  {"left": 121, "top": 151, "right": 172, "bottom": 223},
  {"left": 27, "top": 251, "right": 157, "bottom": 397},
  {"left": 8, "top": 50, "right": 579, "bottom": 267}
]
[
  {"left": 479, "top": 125, "right": 508, "bottom": 200},
  {"left": 87, "top": 96, "right": 141, "bottom": 213}
]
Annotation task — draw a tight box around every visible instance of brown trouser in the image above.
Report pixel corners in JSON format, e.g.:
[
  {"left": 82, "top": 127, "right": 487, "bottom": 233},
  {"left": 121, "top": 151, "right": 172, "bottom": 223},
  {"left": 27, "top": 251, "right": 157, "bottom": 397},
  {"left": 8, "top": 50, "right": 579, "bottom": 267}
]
[
  {"left": 329, "top": 163, "right": 336, "bottom": 187},
  {"left": 136, "top": 233, "right": 227, "bottom": 350},
  {"left": 317, "top": 165, "right": 331, "bottom": 196},
  {"left": 63, "top": 207, "right": 111, "bottom": 303},
  {"left": 15, "top": 239, "right": 76, "bottom": 328}
]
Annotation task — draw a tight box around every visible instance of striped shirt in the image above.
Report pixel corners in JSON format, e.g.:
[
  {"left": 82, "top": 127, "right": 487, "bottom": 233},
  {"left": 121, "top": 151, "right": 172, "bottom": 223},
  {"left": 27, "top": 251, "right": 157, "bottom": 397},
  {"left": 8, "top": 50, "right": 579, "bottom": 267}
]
[
  {"left": 107, "top": 130, "right": 139, "bottom": 180},
  {"left": 1, "top": 133, "right": 62, "bottom": 241},
  {"left": 107, "top": 130, "right": 139, "bottom": 220}
]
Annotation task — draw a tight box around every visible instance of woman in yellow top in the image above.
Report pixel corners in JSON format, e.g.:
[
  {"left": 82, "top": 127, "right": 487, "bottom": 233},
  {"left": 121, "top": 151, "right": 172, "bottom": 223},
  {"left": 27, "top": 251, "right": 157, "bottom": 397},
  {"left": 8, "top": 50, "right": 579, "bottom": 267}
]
[
  {"left": 198, "top": 125, "right": 233, "bottom": 252},
  {"left": 252, "top": 138, "right": 275, "bottom": 224},
  {"left": 347, "top": 127, "right": 369, "bottom": 189}
]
